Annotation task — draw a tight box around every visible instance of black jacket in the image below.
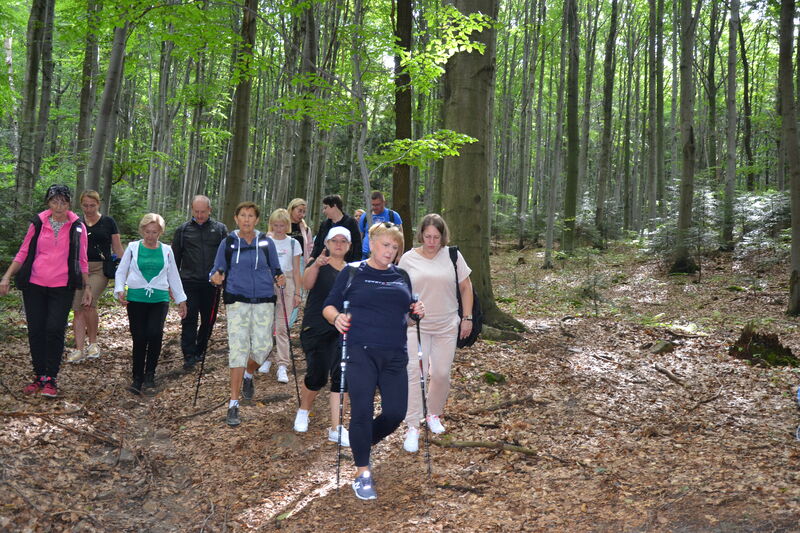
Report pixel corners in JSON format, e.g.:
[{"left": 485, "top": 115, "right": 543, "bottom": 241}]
[
  {"left": 172, "top": 218, "right": 228, "bottom": 284},
  {"left": 310, "top": 213, "right": 362, "bottom": 263}
]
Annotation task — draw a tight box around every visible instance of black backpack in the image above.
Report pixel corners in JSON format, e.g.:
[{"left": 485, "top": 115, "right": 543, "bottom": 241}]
[{"left": 449, "top": 246, "right": 482, "bottom": 348}]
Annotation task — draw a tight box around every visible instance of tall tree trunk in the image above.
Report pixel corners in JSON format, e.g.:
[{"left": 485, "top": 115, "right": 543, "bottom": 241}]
[
  {"left": 595, "top": 0, "right": 619, "bottom": 241},
  {"left": 544, "top": 4, "right": 569, "bottom": 268},
  {"left": 86, "top": 22, "right": 128, "bottom": 193},
  {"left": 147, "top": 33, "right": 177, "bottom": 212},
  {"left": 738, "top": 25, "right": 755, "bottom": 191},
  {"left": 31, "top": 0, "right": 54, "bottom": 181},
  {"left": 706, "top": 0, "right": 722, "bottom": 184},
  {"left": 15, "top": 0, "right": 48, "bottom": 210},
  {"left": 722, "top": 0, "right": 739, "bottom": 250},
  {"left": 655, "top": 0, "right": 665, "bottom": 214},
  {"left": 671, "top": 0, "right": 701, "bottom": 273},
  {"left": 293, "top": 4, "right": 318, "bottom": 200},
  {"left": 75, "top": 0, "right": 100, "bottom": 193},
  {"left": 443, "top": 0, "right": 521, "bottom": 330},
  {"left": 562, "top": 0, "right": 579, "bottom": 254},
  {"left": 392, "top": 0, "right": 413, "bottom": 249},
  {"left": 4, "top": 36, "right": 19, "bottom": 159},
  {"left": 577, "top": 1, "right": 599, "bottom": 216},
  {"left": 646, "top": 0, "right": 657, "bottom": 227},
  {"left": 779, "top": 0, "right": 800, "bottom": 314},
  {"left": 221, "top": 0, "right": 258, "bottom": 228}
]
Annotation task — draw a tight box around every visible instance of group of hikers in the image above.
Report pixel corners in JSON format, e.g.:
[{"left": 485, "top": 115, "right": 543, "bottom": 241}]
[{"left": 0, "top": 185, "right": 476, "bottom": 501}]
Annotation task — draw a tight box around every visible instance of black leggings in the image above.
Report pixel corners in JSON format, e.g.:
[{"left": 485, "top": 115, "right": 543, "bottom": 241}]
[
  {"left": 22, "top": 284, "right": 74, "bottom": 379},
  {"left": 127, "top": 301, "right": 169, "bottom": 381},
  {"left": 300, "top": 329, "right": 346, "bottom": 393}
]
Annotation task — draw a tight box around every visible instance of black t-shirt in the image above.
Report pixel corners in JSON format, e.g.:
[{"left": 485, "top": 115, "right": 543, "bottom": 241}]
[
  {"left": 290, "top": 222, "right": 305, "bottom": 252},
  {"left": 301, "top": 261, "right": 342, "bottom": 336},
  {"left": 83, "top": 215, "right": 119, "bottom": 262}
]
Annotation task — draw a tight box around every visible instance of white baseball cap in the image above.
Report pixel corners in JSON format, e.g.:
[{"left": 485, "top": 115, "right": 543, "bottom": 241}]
[{"left": 325, "top": 226, "right": 352, "bottom": 242}]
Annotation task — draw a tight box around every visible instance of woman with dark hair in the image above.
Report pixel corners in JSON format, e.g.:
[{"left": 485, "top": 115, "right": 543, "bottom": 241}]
[
  {"left": 398, "top": 214, "right": 474, "bottom": 452},
  {"left": 323, "top": 222, "right": 425, "bottom": 500},
  {"left": 67, "top": 189, "right": 124, "bottom": 362},
  {"left": 0, "top": 184, "right": 91, "bottom": 397}
]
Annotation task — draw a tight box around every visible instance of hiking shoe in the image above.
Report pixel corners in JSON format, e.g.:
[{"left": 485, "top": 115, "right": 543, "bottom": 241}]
[
  {"left": 242, "top": 376, "right": 254, "bottom": 401},
  {"left": 142, "top": 373, "right": 156, "bottom": 395},
  {"left": 66, "top": 348, "right": 86, "bottom": 363},
  {"left": 86, "top": 343, "right": 101, "bottom": 359},
  {"left": 40, "top": 378, "right": 58, "bottom": 398},
  {"left": 427, "top": 414, "right": 445, "bottom": 434},
  {"left": 226, "top": 405, "right": 241, "bottom": 427},
  {"left": 128, "top": 379, "right": 143, "bottom": 395},
  {"left": 276, "top": 365, "right": 289, "bottom": 383},
  {"left": 182, "top": 356, "right": 196, "bottom": 371},
  {"left": 352, "top": 471, "right": 377, "bottom": 500},
  {"left": 258, "top": 360, "right": 272, "bottom": 374},
  {"left": 23, "top": 377, "right": 43, "bottom": 395},
  {"left": 403, "top": 426, "right": 420, "bottom": 453},
  {"left": 294, "top": 409, "right": 309, "bottom": 432},
  {"left": 328, "top": 425, "right": 350, "bottom": 447}
]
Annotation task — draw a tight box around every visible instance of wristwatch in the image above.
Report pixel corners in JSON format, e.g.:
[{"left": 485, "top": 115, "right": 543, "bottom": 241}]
[{"left": 463, "top": 315, "right": 473, "bottom": 321}]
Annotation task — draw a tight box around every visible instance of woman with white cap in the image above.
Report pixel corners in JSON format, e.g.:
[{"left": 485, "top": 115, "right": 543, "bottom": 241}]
[{"left": 293, "top": 226, "right": 352, "bottom": 445}]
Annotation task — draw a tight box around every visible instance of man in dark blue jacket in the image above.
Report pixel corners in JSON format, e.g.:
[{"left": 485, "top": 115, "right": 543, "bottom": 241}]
[{"left": 173, "top": 195, "right": 228, "bottom": 371}]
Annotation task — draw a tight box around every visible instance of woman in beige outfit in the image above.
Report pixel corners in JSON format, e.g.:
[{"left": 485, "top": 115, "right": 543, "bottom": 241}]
[{"left": 398, "top": 214, "right": 474, "bottom": 452}]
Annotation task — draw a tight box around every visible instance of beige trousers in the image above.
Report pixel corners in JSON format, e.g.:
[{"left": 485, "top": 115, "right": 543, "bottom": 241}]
[
  {"left": 272, "top": 275, "right": 296, "bottom": 367},
  {"left": 404, "top": 317, "right": 459, "bottom": 427}
]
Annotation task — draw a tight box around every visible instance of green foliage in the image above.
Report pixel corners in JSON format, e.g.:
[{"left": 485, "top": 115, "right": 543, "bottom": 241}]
[
  {"left": 482, "top": 371, "right": 506, "bottom": 385},
  {"left": 369, "top": 129, "right": 477, "bottom": 168}
]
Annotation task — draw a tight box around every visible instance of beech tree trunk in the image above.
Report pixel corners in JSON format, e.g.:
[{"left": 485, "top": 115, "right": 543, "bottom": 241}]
[
  {"left": 392, "top": 0, "right": 413, "bottom": 250},
  {"left": 778, "top": 0, "right": 800, "bottom": 314},
  {"left": 722, "top": 0, "right": 739, "bottom": 250},
  {"left": 31, "top": 0, "right": 54, "bottom": 181},
  {"left": 595, "top": 0, "right": 619, "bottom": 241},
  {"left": 562, "top": 0, "right": 579, "bottom": 254},
  {"left": 75, "top": 0, "right": 100, "bottom": 193}
]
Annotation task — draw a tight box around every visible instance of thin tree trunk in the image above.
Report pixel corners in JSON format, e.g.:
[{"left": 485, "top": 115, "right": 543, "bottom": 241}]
[
  {"left": 4, "top": 36, "right": 19, "bottom": 158},
  {"left": 646, "top": 0, "right": 657, "bottom": 227},
  {"left": 705, "top": 0, "right": 722, "bottom": 184},
  {"left": 293, "top": 4, "right": 318, "bottom": 200},
  {"left": 595, "top": 0, "right": 619, "bottom": 242},
  {"left": 738, "top": 25, "right": 754, "bottom": 191},
  {"left": 655, "top": 0, "right": 665, "bottom": 214},
  {"left": 577, "top": 1, "right": 599, "bottom": 216},
  {"left": 562, "top": 0, "right": 579, "bottom": 254},
  {"left": 31, "top": 0, "right": 54, "bottom": 181},
  {"left": 392, "top": 0, "right": 413, "bottom": 249},
  {"left": 722, "top": 0, "right": 739, "bottom": 250},
  {"left": 76, "top": 0, "right": 100, "bottom": 193}
]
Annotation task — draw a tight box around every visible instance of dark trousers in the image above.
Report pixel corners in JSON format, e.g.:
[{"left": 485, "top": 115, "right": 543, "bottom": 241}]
[
  {"left": 22, "top": 284, "right": 74, "bottom": 379},
  {"left": 127, "top": 301, "right": 169, "bottom": 381},
  {"left": 180, "top": 283, "right": 218, "bottom": 361},
  {"left": 301, "top": 329, "right": 346, "bottom": 393},
  {"left": 346, "top": 344, "right": 408, "bottom": 467}
]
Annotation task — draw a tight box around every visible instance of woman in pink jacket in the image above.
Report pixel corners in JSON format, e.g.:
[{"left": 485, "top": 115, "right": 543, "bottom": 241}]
[{"left": 0, "top": 185, "right": 90, "bottom": 397}]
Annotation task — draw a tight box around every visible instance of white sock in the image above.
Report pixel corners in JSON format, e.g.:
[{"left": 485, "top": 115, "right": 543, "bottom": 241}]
[
  {"left": 297, "top": 409, "right": 309, "bottom": 415},
  {"left": 244, "top": 371, "right": 253, "bottom": 380},
  {"left": 229, "top": 399, "right": 239, "bottom": 408}
]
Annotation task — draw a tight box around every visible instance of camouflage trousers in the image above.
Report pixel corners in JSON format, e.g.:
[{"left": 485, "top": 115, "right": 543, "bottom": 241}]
[{"left": 226, "top": 301, "right": 275, "bottom": 368}]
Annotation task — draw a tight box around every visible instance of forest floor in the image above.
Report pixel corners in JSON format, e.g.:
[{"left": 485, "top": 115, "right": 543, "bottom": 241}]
[{"left": 1, "top": 241, "right": 800, "bottom": 532}]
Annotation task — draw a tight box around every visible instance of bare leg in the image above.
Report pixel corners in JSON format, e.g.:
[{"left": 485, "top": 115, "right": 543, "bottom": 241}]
[
  {"left": 86, "top": 307, "right": 100, "bottom": 344},
  {"left": 230, "top": 367, "right": 244, "bottom": 401},
  {"left": 300, "top": 383, "right": 319, "bottom": 411},
  {"left": 73, "top": 308, "right": 87, "bottom": 350}
]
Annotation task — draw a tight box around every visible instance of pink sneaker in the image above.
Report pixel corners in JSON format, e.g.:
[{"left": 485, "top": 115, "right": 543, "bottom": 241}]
[
  {"left": 23, "top": 377, "right": 43, "bottom": 395},
  {"left": 40, "top": 378, "right": 58, "bottom": 398}
]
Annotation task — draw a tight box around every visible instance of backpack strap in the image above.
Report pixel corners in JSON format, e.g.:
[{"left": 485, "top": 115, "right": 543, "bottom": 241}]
[
  {"left": 224, "top": 233, "right": 272, "bottom": 272},
  {"left": 449, "top": 246, "right": 464, "bottom": 316}
]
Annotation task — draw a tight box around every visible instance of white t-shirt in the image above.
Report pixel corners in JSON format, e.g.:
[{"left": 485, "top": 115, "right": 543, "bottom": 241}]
[
  {"left": 271, "top": 235, "right": 301, "bottom": 272},
  {"left": 398, "top": 245, "right": 472, "bottom": 333}
]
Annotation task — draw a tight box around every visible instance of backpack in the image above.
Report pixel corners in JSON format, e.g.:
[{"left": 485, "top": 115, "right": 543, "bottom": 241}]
[
  {"left": 449, "top": 246, "right": 482, "bottom": 348},
  {"left": 359, "top": 209, "right": 399, "bottom": 233}
]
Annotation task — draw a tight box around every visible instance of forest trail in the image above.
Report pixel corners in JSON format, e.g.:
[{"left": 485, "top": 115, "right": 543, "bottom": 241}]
[{"left": 1, "top": 244, "right": 799, "bottom": 532}]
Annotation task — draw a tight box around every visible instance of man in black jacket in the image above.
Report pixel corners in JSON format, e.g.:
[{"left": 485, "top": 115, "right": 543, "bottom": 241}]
[
  {"left": 173, "top": 195, "right": 228, "bottom": 370},
  {"left": 310, "top": 194, "right": 362, "bottom": 263}
]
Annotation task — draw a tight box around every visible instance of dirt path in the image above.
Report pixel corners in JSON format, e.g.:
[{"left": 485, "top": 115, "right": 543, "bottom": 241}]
[{"left": 1, "top": 245, "right": 799, "bottom": 531}]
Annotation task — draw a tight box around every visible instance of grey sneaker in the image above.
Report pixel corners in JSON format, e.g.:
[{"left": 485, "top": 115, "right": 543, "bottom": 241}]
[
  {"left": 352, "top": 471, "right": 377, "bottom": 500},
  {"left": 226, "top": 405, "right": 241, "bottom": 426},
  {"left": 242, "top": 376, "right": 254, "bottom": 401}
]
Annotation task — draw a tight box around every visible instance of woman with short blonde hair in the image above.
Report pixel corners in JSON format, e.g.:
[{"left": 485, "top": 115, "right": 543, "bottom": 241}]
[{"left": 115, "top": 213, "right": 187, "bottom": 394}]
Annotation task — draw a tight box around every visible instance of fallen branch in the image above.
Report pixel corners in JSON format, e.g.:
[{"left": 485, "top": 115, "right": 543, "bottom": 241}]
[
  {"left": 0, "top": 408, "right": 83, "bottom": 418},
  {"left": 37, "top": 415, "right": 121, "bottom": 448},
  {"left": 466, "top": 394, "right": 549, "bottom": 415},
  {"left": 431, "top": 438, "right": 537, "bottom": 456},
  {"left": 177, "top": 400, "right": 227, "bottom": 421},
  {"left": 583, "top": 408, "right": 631, "bottom": 425},
  {"left": 686, "top": 387, "right": 722, "bottom": 412},
  {"left": 652, "top": 364, "right": 687, "bottom": 388}
]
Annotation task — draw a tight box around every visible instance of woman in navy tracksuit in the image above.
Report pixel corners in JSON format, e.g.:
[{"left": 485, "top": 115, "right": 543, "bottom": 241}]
[{"left": 323, "top": 222, "right": 424, "bottom": 500}]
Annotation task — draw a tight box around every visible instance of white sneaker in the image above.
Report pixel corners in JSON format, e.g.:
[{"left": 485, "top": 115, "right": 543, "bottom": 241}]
[
  {"left": 86, "top": 343, "right": 101, "bottom": 359},
  {"left": 403, "top": 426, "right": 419, "bottom": 453},
  {"left": 276, "top": 365, "right": 289, "bottom": 383},
  {"left": 294, "top": 409, "right": 309, "bottom": 432},
  {"left": 66, "top": 348, "right": 86, "bottom": 363},
  {"left": 427, "top": 414, "right": 445, "bottom": 434},
  {"left": 328, "top": 425, "right": 350, "bottom": 447},
  {"left": 258, "top": 360, "right": 272, "bottom": 374}
]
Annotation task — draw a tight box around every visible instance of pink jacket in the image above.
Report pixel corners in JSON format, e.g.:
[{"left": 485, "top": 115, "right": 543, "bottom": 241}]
[{"left": 14, "top": 210, "right": 89, "bottom": 287}]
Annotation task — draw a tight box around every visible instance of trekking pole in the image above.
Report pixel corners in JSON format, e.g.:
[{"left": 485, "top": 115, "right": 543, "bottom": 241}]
[
  {"left": 411, "top": 294, "right": 432, "bottom": 476},
  {"left": 279, "top": 284, "right": 301, "bottom": 407},
  {"left": 193, "top": 285, "right": 222, "bottom": 407},
  {"left": 336, "top": 300, "right": 350, "bottom": 491}
]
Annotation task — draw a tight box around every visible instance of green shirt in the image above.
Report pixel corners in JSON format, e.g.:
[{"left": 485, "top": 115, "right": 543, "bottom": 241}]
[{"left": 128, "top": 243, "right": 170, "bottom": 303}]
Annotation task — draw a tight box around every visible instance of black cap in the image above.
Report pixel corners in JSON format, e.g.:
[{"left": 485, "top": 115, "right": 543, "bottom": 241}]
[{"left": 45, "top": 184, "right": 71, "bottom": 204}]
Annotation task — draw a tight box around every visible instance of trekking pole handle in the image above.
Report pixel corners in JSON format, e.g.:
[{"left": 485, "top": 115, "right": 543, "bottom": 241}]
[{"left": 410, "top": 293, "right": 421, "bottom": 322}]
